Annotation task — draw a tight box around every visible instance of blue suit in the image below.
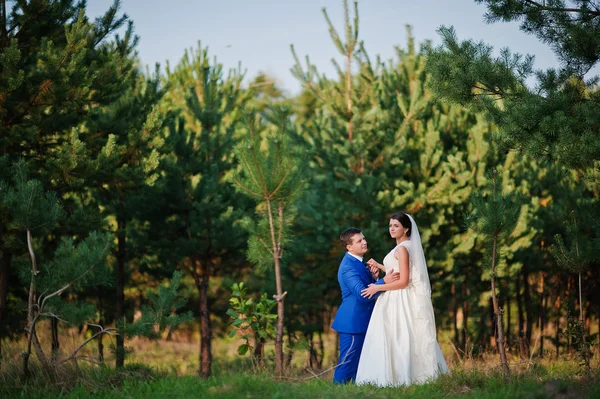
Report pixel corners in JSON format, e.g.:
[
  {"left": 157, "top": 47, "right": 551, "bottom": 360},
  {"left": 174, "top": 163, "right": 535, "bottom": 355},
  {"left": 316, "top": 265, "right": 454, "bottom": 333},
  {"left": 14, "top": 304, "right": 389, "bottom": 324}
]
[{"left": 332, "top": 253, "right": 384, "bottom": 384}]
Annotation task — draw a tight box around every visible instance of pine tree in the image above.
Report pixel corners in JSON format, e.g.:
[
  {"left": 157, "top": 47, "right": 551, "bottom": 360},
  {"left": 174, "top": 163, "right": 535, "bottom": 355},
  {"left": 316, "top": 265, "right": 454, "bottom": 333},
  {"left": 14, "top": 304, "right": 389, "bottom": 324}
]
[
  {"left": 425, "top": 0, "right": 600, "bottom": 171},
  {"left": 0, "top": 160, "right": 110, "bottom": 377},
  {"left": 247, "top": 72, "right": 287, "bottom": 112},
  {"left": 153, "top": 42, "right": 252, "bottom": 377},
  {"left": 288, "top": 5, "right": 386, "bottom": 331},
  {"left": 0, "top": 0, "right": 140, "bottom": 368},
  {"left": 1, "top": 156, "right": 191, "bottom": 377},
  {"left": 89, "top": 68, "right": 164, "bottom": 368},
  {"left": 231, "top": 107, "right": 307, "bottom": 376},
  {"left": 465, "top": 169, "right": 522, "bottom": 380},
  {"left": 289, "top": 0, "right": 503, "bottom": 365},
  {"left": 551, "top": 208, "right": 598, "bottom": 377},
  {"left": 425, "top": 0, "right": 600, "bottom": 358}
]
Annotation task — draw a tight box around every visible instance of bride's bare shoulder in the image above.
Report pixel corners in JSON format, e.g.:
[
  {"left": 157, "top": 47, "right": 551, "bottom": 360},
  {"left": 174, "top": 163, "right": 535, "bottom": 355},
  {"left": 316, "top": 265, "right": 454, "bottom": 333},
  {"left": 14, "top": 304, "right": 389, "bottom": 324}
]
[
  {"left": 393, "top": 241, "right": 411, "bottom": 257},
  {"left": 394, "top": 242, "right": 409, "bottom": 255}
]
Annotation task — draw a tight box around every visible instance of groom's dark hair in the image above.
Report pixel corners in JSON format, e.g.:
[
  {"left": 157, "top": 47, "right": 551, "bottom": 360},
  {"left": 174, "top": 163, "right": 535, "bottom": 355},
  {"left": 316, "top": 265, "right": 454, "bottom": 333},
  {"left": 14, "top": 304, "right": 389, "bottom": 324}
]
[{"left": 340, "top": 227, "right": 362, "bottom": 247}]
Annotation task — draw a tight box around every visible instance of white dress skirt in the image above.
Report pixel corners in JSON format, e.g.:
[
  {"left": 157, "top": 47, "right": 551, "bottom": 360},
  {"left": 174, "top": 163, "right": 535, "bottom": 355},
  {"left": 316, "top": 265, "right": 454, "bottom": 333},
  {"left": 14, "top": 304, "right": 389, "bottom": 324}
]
[{"left": 355, "top": 241, "right": 449, "bottom": 387}]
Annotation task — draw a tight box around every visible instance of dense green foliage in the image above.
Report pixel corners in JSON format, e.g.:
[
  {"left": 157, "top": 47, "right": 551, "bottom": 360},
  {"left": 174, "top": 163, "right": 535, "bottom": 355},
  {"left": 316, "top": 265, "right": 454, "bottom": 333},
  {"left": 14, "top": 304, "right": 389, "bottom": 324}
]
[
  {"left": 0, "top": 0, "right": 188, "bottom": 373},
  {"left": 426, "top": 0, "right": 600, "bottom": 369},
  {"left": 426, "top": 1, "right": 600, "bottom": 170},
  {"left": 1, "top": 0, "right": 599, "bottom": 390}
]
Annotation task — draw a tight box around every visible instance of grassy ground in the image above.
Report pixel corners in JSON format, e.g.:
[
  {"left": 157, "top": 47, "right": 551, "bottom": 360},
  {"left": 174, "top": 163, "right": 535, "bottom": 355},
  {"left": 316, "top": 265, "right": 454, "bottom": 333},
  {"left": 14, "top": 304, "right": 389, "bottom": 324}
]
[
  {"left": 1, "top": 363, "right": 599, "bottom": 399},
  {"left": 2, "top": 331, "right": 600, "bottom": 398}
]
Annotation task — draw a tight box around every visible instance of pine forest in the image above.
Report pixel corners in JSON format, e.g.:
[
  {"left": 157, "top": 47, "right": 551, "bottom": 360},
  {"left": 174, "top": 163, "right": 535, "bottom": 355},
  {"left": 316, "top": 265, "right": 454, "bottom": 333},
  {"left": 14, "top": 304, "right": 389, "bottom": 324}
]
[{"left": 1, "top": 1, "right": 599, "bottom": 398}]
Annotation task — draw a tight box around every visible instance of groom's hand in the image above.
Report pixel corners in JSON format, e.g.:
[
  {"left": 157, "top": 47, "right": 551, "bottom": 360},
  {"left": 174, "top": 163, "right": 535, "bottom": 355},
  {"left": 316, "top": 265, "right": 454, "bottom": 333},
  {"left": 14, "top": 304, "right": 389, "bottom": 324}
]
[
  {"left": 361, "top": 283, "right": 379, "bottom": 299},
  {"left": 383, "top": 269, "right": 400, "bottom": 284}
]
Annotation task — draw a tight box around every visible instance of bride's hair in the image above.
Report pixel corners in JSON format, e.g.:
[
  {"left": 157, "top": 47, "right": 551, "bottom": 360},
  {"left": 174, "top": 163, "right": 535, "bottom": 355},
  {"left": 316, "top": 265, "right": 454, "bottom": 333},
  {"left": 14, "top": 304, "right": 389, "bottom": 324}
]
[{"left": 390, "top": 212, "right": 412, "bottom": 237}]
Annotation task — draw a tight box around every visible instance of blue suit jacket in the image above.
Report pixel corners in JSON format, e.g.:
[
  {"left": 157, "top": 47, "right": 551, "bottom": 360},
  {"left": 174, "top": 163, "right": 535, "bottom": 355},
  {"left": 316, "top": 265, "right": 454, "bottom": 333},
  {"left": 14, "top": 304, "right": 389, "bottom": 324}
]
[{"left": 331, "top": 253, "right": 384, "bottom": 334}]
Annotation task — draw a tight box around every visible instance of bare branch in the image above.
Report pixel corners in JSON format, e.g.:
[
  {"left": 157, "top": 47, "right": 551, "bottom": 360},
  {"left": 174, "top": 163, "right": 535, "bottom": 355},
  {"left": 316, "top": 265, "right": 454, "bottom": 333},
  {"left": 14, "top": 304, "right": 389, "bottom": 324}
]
[
  {"left": 522, "top": 0, "right": 600, "bottom": 16},
  {"left": 59, "top": 327, "right": 117, "bottom": 364}
]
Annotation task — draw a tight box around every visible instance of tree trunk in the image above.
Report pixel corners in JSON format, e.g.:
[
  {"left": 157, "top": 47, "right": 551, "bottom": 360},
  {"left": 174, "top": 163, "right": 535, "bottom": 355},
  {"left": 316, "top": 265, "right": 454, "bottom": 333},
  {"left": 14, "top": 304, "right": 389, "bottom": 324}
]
[
  {"left": 285, "top": 326, "right": 294, "bottom": 368},
  {"left": 308, "top": 333, "right": 317, "bottom": 368},
  {"left": 22, "top": 344, "right": 31, "bottom": 379},
  {"left": 185, "top": 208, "right": 213, "bottom": 379},
  {"left": 198, "top": 259, "right": 212, "bottom": 378},
  {"left": 334, "top": 333, "right": 339, "bottom": 368},
  {"left": 346, "top": 37, "right": 353, "bottom": 142},
  {"left": 267, "top": 201, "right": 285, "bottom": 376},
  {"left": 451, "top": 283, "right": 459, "bottom": 348},
  {"left": 115, "top": 209, "right": 126, "bottom": 368},
  {"left": 51, "top": 317, "right": 59, "bottom": 363},
  {"left": 22, "top": 330, "right": 52, "bottom": 379},
  {"left": 523, "top": 264, "right": 532, "bottom": 356},
  {"left": 317, "top": 331, "right": 325, "bottom": 368},
  {"left": 23, "top": 229, "right": 36, "bottom": 379},
  {"left": 554, "top": 294, "right": 561, "bottom": 359},
  {"left": 567, "top": 276, "right": 573, "bottom": 354},
  {"left": 24, "top": 229, "right": 51, "bottom": 376},
  {"left": 578, "top": 272, "right": 591, "bottom": 378},
  {"left": 274, "top": 276, "right": 285, "bottom": 375},
  {"left": 462, "top": 283, "right": 469, "bottom": 353},
  {"left": 506, "top": 288, "right": 511, "bottom": 348},
  {"left": 0, "top": 252, "right": 10, "bottom": 371},
  {"left": 515, "top": 271, "right": 526, "bottom": 356},
  {"left": 98, "top": 287, "right": 105, "bottom": 364},
  {"left": 253, "top": 337, "right": 264, "bottom": 368},
  {"left": 490, "top": 234, "right": 510, "bottom": 380},
  {"left": 538, "top": 272, "right": 546, "bottom": 357},
  {"left": 477, "top": 305, "right": 486, "bottom": 352},
  {"left": 0, "top": 0, "right": 7, "bottom": 47},
  {"left": 585, "top": 299, "right": 591, "bottom": 333},
  {"left": 489, "top": 297, "right": 495, "bottom": 347}
]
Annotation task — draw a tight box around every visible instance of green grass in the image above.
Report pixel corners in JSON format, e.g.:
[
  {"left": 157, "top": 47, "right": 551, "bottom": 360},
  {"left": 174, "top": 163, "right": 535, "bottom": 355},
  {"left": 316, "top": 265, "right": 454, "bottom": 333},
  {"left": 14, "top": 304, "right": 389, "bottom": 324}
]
[
  {"left": 1, "top": 362, "right": 599, "bottom": 399},
  {"left": 2, "top": 332, "right": 600, "bottom": 398}
]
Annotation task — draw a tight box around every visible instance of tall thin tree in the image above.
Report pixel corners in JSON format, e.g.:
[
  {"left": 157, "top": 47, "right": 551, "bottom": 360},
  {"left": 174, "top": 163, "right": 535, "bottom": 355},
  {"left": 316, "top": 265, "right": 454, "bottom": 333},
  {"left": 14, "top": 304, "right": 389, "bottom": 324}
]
[
  {"left": 465, "top": 169, "right": 521, "bottom": 380},
  {"left": 231, "top": 107, "right": 307, "bottom": 376}
]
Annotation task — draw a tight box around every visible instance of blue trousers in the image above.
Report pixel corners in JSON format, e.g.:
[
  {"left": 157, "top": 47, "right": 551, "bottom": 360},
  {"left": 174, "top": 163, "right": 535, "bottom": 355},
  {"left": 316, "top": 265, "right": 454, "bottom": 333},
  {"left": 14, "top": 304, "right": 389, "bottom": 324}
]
[{"left": 333, "top": 332, "right": 366, "bottom": 384}]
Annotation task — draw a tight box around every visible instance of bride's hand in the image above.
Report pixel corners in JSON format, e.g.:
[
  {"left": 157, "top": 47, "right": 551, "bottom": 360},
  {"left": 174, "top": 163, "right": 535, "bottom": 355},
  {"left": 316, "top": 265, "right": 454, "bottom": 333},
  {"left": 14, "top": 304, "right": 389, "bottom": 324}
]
[
  {"left": 369, "top": 264, "right": 380, "bottom": 279},
  {"left": 366, "top": 258, "right": 385, "bottom": 271},
  {"left": 361, "top": 283, "right": 380, "bottom": 299}
]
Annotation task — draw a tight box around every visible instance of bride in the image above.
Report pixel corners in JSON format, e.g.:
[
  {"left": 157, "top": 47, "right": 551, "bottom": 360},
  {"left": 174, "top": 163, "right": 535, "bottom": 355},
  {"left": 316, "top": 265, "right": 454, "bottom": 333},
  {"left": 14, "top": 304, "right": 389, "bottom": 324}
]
[{"left": 355, "top": 212, "right": 449, "bottom": 386}]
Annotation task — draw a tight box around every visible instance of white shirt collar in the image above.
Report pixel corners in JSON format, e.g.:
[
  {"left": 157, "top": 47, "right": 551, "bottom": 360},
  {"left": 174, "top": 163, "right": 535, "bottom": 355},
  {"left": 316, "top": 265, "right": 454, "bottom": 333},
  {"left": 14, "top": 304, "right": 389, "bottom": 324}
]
[{"left": 347, "top": 252, "right": 363, "bottom": 263}]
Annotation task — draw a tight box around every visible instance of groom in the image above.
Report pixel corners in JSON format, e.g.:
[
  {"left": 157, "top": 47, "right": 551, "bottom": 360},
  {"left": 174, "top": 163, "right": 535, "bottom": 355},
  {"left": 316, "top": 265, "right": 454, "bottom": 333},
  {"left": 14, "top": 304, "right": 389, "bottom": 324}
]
[{"left": 332, "top": 228, "right": 399, "bottom": 384}]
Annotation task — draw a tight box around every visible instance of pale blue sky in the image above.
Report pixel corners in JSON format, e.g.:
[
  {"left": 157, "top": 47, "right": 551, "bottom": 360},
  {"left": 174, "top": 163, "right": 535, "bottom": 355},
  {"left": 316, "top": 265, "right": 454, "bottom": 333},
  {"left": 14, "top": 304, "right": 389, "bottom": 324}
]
[{"left": 87, "top": 0, "right": 565, "bottom": 95}]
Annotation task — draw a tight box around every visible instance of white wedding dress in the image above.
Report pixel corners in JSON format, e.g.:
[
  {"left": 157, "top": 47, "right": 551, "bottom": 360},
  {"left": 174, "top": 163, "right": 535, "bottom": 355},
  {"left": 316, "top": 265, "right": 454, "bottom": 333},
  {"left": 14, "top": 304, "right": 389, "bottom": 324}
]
[{"left": 355, "top": 215, "right": 449, "bottom": 387}]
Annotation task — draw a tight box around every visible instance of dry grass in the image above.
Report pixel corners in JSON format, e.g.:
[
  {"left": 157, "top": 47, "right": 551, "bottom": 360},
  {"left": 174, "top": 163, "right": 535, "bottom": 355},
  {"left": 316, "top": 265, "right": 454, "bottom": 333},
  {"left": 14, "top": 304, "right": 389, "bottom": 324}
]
[{"left": 3, "top": 321, "right": 599, "bottom": 376}]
